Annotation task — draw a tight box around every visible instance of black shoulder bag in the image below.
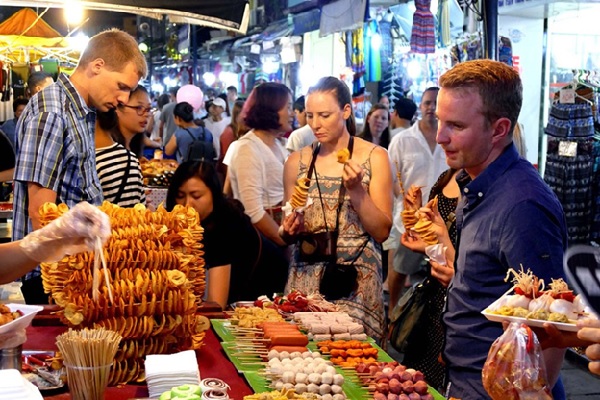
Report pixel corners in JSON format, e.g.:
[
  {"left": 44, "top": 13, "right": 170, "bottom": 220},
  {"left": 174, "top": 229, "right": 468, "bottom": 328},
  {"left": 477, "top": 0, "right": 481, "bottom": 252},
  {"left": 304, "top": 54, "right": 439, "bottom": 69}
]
[
  {"left": 388, "top": 276, "right": 436, "bottom": 352},
  {"left": 296, "top": 137, "right": 363, "bottom": 300},
  {"left": 178, "top": 127, "right": 216, "bottom": 162},
  {"left": 112, "top": 151, "right": 131, "bottom": 205}
]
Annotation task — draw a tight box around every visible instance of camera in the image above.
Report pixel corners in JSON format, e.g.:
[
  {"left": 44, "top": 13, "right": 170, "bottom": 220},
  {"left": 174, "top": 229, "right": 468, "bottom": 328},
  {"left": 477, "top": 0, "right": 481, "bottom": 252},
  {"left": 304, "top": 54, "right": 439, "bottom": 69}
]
[{"left": 297, "top": 231, "right": 338, "bottom": 263}]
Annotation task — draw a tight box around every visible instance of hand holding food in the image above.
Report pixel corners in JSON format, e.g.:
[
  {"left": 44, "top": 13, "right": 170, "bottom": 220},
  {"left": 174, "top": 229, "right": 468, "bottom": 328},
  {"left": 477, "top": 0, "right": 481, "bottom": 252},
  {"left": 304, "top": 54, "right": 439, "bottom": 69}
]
[
  {"left": 20, "top": 202, "right": 111, "bottom": 262},
  {"left": 430, "top": 259, "right": 454, "bottom": 287},
  {"left": 281, "top": 211, "right": 304, "bottom": 239},
  {"left": 341, "top": 160, "right": 364, "bottom": 191},
  {"left": 577, "top": 318, "right": 600, "bottom": 375},
  {"left": 417, "top": 197, "right": 449, "bottom": 240}
]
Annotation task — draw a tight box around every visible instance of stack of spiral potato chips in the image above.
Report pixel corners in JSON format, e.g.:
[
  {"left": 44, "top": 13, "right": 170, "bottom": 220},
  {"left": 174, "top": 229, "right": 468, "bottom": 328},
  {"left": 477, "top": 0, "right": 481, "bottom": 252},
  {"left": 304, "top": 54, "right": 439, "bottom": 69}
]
[{"left": 40, "top": 202, "right": 207, "bottom": 385}]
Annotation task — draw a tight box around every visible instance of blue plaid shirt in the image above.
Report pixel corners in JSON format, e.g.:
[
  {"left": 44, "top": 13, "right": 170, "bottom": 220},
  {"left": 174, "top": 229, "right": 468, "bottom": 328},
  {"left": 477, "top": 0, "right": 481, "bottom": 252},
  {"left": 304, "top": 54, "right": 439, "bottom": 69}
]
[{"left": 13, "top": 73, "right": 103, "bottom": 280}]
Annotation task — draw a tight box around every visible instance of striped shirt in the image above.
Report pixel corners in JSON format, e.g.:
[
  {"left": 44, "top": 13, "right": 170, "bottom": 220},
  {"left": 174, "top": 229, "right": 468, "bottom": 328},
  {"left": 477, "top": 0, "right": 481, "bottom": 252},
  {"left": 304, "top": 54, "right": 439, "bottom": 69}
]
[
  {"left": 13, "top": 73, "right": 103, "bottom": 280},
  {"left": 96, "top": 143, "right": 146, "bottom": 208}
]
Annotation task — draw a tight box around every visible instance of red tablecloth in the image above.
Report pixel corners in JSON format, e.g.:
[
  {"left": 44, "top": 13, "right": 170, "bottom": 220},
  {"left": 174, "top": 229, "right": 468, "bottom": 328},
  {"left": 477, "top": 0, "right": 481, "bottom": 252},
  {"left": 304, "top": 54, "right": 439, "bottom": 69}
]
[{"left": 25, "top": 324, "right": 253, "bottom": 400}]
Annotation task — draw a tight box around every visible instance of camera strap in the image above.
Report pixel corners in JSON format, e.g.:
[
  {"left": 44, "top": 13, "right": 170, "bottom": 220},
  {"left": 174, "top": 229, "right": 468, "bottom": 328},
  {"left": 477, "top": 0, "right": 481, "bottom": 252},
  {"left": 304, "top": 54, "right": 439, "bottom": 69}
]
[{"left": 311, "top": 136, "right": 354, "bottom": 233}]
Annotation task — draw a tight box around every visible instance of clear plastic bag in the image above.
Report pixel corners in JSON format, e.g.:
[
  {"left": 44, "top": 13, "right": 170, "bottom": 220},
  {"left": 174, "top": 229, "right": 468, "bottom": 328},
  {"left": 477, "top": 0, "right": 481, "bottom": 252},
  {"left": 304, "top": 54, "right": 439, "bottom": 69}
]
[{"left": 482, "top": 322, "right": 552, "bottom": 400}]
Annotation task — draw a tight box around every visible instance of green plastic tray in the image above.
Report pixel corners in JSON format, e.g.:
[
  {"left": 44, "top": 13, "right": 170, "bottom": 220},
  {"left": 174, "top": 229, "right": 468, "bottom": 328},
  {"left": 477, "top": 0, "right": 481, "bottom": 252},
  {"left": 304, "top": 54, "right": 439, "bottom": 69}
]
[
  {"left": 214, "top": 319, "right": 444, "bottom": 399},
  {"left": 211, "top": 319, "right": 236, "bottom": 342},
  {"left": 220, "top": 341, "right": 266, "bottom": 373}
]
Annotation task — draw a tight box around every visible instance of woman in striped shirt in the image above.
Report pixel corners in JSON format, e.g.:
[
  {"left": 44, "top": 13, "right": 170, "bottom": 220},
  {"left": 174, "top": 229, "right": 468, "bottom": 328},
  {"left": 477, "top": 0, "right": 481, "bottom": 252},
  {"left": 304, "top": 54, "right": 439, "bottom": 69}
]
[{"left": 95, "top": 87, "right": 149, "bottom": 207}]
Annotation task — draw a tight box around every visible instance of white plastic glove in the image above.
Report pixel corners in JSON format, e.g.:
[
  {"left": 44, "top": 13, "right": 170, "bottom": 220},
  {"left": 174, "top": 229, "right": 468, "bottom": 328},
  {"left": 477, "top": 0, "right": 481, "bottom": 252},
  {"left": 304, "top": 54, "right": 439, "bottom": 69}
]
[{"left": 19, "top": 202, "right": 111, "bottom": 263}]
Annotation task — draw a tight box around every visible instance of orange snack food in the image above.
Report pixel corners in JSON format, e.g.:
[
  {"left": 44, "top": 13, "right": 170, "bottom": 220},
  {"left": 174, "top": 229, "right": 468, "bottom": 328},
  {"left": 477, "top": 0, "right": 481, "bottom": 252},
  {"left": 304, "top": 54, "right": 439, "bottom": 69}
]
[
  {"left": 336, "top": 148, "right": 350, "bottom": 163},
  {"left": 290, "top": 177, "right": 310, "bottom": 209}
]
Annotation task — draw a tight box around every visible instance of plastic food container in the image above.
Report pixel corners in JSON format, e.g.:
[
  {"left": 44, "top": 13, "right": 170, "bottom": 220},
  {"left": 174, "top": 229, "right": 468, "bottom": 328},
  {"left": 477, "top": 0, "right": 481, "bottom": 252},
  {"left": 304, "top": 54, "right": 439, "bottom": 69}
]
[{"left": 0, "top": 304, "right": 44, "bottom": 335}]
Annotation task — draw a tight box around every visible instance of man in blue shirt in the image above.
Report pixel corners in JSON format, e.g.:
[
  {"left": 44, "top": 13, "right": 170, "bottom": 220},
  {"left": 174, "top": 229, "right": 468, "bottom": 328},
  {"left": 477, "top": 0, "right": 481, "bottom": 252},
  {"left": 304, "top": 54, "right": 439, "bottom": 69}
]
[
  {"left": 436, "top": 60, "right": 568, "bottom": 399},
  {"left": 13, "top": 29, "right": 147, "bottom": 304},
  {"left": 1, "top": 98, "right": 28, "bottom": 149}
]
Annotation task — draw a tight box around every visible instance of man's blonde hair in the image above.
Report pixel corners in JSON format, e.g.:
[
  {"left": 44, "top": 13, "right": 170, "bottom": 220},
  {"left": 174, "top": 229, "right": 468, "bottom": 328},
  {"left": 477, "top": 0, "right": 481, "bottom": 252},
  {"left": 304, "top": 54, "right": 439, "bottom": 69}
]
[
  {"left": 78, "top": 29, "right": 147, "bottom": 79},
  {"left": 439, "top": 60, "right": 522, "bottom": 134}
]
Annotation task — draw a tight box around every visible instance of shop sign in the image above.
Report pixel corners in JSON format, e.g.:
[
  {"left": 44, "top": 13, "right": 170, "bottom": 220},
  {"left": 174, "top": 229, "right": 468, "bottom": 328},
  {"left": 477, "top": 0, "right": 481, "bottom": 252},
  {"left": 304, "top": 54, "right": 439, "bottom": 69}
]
[{"left": 292, "top": 8, "right": 321, "bottom": 35}]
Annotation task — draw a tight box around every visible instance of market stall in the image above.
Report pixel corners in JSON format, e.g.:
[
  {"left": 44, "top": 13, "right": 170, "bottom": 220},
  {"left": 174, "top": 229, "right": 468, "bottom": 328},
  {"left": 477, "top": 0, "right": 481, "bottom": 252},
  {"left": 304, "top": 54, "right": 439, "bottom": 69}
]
[
  {"left": 24, "top": 309, "right": 254, "bottom": 400},
  {"left": 0, "top": 8, "right": 80, "bottom": 121},
  {"left": 2, "top": 1, "right": 250, "bottom": 34}
]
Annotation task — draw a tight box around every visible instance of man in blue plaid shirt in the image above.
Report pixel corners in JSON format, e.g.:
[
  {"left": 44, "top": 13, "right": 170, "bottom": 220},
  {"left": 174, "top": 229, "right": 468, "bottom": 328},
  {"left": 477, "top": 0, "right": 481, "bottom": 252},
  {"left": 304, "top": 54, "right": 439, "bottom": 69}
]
[{"left": 13, "top": 29, "right": 147, "bottom": 304}]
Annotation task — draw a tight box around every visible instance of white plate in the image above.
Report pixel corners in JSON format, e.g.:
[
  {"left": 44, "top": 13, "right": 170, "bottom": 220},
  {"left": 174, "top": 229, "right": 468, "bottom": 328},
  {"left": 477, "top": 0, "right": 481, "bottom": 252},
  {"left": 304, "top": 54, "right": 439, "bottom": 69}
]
[
  {"left": 481, "top": 309, "right": 579, "bottom": 332},
  {"left": 0, "top": 304, "right": 44, "bottom": 335}
]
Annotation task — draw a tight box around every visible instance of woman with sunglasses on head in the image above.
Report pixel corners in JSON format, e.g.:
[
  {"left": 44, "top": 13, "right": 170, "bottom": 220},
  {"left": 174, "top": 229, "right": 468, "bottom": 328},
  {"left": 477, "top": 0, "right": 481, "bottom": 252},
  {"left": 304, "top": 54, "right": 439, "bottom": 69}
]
[
  {"left": 94, "top": 87, "right": 149, "bottom": 207},
  {"left": 166, "top": 161, "right": 288, "bottom": 309}
]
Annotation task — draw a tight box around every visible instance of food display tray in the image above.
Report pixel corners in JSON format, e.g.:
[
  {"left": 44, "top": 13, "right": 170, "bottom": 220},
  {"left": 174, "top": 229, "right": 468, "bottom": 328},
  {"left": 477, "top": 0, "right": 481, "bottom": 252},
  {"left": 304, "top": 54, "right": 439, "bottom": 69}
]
[
  {"left": 211, "top": 319, "right": 236, "bottom": 342},
  {"left": 21, "top": 350, "right": 66, "bottom": 393},
  {"left": 482, "top": 295, "right": 580, "bottom": 332},
  {"left": 220, "top": 341, "right": 265, "bottom": 373},
  {"left": 212, "top": 317, "right": 445, "bottom": 399},
  {"left": 0, "top": 304, "right": 44, "bottom": 335}
]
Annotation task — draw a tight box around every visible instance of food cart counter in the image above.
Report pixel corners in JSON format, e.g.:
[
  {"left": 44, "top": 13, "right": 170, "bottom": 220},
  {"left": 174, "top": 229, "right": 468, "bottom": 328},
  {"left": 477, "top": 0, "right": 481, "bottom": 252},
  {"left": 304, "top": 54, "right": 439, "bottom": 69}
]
[{"left": 24, "top": 306, "right": 253, "bottom": 399}]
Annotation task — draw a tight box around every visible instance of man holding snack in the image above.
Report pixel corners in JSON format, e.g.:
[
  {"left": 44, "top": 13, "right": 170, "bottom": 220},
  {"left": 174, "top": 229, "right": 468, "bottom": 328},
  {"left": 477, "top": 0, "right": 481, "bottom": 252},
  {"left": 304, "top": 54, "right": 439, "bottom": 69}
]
[{"left": 435, "top": 59, "right": 568, "bottom": 399}]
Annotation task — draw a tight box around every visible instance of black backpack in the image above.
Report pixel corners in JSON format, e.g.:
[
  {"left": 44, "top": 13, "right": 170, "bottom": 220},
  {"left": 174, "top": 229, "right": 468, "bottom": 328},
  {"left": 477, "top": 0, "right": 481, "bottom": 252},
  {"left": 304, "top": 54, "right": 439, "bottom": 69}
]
[{"left": 178, "top": 127, "right": 216, "bottom": 162}]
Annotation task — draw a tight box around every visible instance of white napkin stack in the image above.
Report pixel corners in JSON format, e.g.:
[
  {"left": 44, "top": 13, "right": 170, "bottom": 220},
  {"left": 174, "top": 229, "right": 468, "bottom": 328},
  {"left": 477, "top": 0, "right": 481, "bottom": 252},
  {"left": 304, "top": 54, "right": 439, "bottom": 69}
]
[
  {"left": 0, "top": 369, "right": 43, "bottom": 400},
  {"left": 145, "top": 350, "right": 201, "bottom": 398}
]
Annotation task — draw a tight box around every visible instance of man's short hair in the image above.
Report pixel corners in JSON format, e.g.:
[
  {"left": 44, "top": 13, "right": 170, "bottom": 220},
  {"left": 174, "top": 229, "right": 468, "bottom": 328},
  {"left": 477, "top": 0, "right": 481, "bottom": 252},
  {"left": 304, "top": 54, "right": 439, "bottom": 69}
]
[
  {"left": 13, "top": 98, "right": 29, "bottom": 113},
  {"left": 27, "top": 71, "right": 52, "bottom": 91},
  {"left": 392, "top": 97, "right": 417, "bottom": 120},
  {"left": 227, "top": 86, "right": 237, "bottom": 94},
  {"left": 439, "top": 60, "right": 522, "bottom": 132},
  {"left": 78, "top": 29, "right": 147, "bottom": 79},
  {"left": 293, "top": 95, "right": 305, "bottom": 112}
]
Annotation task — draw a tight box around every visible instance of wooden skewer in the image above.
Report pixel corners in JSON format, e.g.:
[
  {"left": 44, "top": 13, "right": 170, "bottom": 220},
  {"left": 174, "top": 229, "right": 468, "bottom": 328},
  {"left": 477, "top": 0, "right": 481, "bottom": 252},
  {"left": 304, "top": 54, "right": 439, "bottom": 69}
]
[{"left": 230, "top": 327, "right": 262, "bottom": 332}]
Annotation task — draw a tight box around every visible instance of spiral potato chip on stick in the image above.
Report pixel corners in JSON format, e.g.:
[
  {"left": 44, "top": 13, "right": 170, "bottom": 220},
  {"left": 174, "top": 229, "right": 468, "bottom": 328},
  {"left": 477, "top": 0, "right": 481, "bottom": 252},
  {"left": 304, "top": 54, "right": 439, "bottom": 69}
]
[
  {"left": 401, "top": 185, "right": 423, "bottom": 230},
  {"left": 411, "top": 196, "right": 439, "bottom": 245},
  {"left": 412, "top": 219, "right": 438, "bottom": 245},
  {"left": 290, "top": 177, "right": 310, "bottom": 209}
]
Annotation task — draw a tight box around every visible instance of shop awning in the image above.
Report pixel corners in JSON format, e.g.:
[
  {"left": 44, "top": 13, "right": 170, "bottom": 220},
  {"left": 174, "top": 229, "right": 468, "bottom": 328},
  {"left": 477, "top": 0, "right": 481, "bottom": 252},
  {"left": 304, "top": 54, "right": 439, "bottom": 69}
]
[
  {"left": 0, "top": 8, "right": 80, "bottom": 63},
  {"left": 1, "top": 0, "right": 250, "bottom": 34}
]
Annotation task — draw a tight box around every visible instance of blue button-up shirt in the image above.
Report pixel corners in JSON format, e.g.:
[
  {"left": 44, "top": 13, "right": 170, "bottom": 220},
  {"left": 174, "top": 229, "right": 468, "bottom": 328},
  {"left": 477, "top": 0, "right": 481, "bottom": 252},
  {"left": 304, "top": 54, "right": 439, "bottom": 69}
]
[
  {"left": 13, "top": 73, "right": 103, "bottom": 280},
  {"left": 443, "top": 144, "right": 568, "bottom": 399}
]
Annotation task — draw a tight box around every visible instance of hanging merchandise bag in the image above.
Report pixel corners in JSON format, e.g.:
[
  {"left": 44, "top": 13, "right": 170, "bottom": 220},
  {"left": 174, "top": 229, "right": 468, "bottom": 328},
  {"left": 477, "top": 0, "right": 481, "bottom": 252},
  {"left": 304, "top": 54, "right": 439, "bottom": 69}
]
[{"left": 482, "top": 322, "right": 552, "bottom": 400}]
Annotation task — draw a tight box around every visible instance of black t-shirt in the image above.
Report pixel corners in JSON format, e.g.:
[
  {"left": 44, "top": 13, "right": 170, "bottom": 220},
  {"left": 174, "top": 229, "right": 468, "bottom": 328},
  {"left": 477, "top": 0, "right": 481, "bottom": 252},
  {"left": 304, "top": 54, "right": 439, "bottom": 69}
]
[
  {"left": 201, "top": 203, "right": 288, "bottom": 305},
  {"left": 0, "top": 130, "right": 15, "bottom": 171}
]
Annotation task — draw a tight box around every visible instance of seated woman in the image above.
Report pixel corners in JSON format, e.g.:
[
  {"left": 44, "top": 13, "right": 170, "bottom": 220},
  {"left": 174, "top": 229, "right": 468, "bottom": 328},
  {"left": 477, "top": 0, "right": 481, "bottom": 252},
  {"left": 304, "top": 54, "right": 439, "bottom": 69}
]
[
  {"left": 164, "top": 102, "right": 215, "bottom": 163},
  {"left": 165, "top": 161, "right": 289, "bottom": 309}
]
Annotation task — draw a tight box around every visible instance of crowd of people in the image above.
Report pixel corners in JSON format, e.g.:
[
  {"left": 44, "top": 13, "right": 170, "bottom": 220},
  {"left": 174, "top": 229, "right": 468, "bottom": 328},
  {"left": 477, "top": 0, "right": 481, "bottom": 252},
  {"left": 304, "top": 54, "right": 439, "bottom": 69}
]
[{"left": 1, "top": 27, "right": 600, "bottom": 400}]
